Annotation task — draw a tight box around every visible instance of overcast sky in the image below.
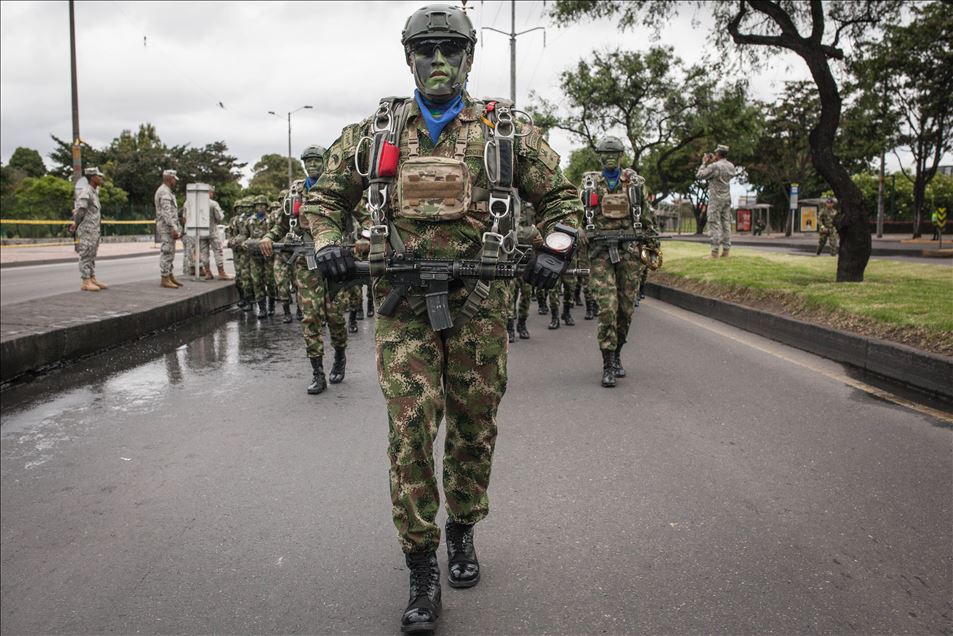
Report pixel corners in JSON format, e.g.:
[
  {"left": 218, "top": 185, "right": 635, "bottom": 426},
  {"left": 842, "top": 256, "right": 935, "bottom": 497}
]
[{"left": 1, "top": 0, "right": 862, "bottom": 192}]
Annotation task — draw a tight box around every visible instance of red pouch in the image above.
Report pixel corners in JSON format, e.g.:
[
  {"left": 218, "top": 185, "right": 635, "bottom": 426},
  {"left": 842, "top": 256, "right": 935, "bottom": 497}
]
[
  {"left": 377, "top": 141, "right": 399, "bottom": 178},
  {"left": 588, "top": 192, "right": 600, "bottom": 207},
  {"left": 293, "top": 199, "right": 301, "bottom": 216}
]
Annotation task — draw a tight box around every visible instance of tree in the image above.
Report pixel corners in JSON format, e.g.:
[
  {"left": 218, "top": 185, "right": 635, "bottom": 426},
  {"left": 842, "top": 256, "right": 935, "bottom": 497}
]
[
  {"left": 248, "top": 153, "right": 305, "bottom": 194},
  {"left": 48, "top": 135, "right": 106, "bottom": 180},
  {"left": 8, "top": 147, "right": 46, "bottom": 178},
  {"left": 552, "top": 0, "right": 903, "bottom": 281},
  {"left": 857, "top": 2, "right": 952, "bottom": 237},
  {"left": 530, "top": 46, "right": 709, "bottom": 173},
  {"left": 13, "top": 175, "right": 74, "bottom": 219}
]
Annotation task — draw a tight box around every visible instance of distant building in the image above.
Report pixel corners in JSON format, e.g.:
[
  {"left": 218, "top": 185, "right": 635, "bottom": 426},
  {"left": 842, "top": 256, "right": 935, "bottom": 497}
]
[{"left": 939, "top": 165, "right": 953, "bottom": 177}]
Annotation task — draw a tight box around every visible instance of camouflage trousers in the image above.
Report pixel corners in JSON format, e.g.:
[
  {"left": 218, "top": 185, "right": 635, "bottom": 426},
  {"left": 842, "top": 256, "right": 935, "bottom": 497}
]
[
  {"left": 295, "top": 262, "right": 347, "bottom": 358},
  {"left": 505, "top": 279, "right": 532, "bottom": 321},
  {"left": 273, "top": 253, "right": 296, "bottom": 302},
  {"left": 376, "top": 279, "right": 508, "bottom": 554},
  {"left": 182, "top": 235, "right": 197, "bottom": 274},
  {"left": 239, "top": 252, "right": 254, "bottom": 297},
  {"left": 574, "top": 275, "right": 594, "bottom": 304},
  {"left": 817, "top": 226, "right": 838, "bottom": 255},
  {"left": 590, "top": 250, "right": 642, "bottom": 351},
  {"left": 708, "top": 195, "right": 733, "bottom": 250},
  {"left": 157, "top": 222, "right": 177, "bottom": 276},
  {"left": 346, "top": 285, "right": 362, "bottom": 312},
  {"left": 548, "top": 275, "right": 574, "bottom": 311},
  {"left": 76, "top": 225, "right": 100, "bottom": 279},
  {"left": 200, "top": 234, "right": 225, "bottom": 269},
  {"left": 248, "top": 255, "right": 276, "bottom": 300},
  {"left": 233, "top": 251, "right": 248, "bottom": 296}
]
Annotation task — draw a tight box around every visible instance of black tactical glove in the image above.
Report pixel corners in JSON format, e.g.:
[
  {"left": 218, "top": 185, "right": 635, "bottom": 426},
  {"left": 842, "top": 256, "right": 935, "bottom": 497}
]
[
  {"left": 522, "top": 252, "right": 569, "bottom": 290},
  {"left": 315, "top": 245, "right": 356, "bottom": 281}
]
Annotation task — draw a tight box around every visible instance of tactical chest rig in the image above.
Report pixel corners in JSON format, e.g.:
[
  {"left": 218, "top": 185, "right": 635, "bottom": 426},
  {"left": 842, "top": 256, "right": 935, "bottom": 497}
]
[
  {"left": 582, "top": 170, "right": 649, "bottom": 264},
  {"left": 353, "top": 96, "right": 528, "bottom": 332}
]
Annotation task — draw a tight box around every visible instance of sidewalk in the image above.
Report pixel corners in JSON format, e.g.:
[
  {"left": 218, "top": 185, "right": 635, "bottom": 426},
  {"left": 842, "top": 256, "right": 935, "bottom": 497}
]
[
  {"left": 0, "top": 240, "right": 170, "bottom": 268},
  {"left": 668, "top": 232, "right": 953, "bottom": 258},
  {"left": 1, "top": 278, "right": 237, "bottom": 384}
]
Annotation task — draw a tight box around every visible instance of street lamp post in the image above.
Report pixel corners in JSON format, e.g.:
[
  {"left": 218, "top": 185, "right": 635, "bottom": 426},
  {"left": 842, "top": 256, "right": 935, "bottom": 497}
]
[{"left": 268, "top": 105, "right": 313, "bottom": 191}]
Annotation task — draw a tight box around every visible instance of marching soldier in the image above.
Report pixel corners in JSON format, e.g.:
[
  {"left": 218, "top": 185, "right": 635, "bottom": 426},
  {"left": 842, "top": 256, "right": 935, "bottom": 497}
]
[
  {"left": 155, "top": 169, "right": 183, "bottom": 288},
  {"left": 816, "top": 197, "right": 839, "bottom": 256},
  {"left": 304, "top": 5, "right": 583, "bottom": 631},
  {"left": 580, "top": 136, "right": 658, "bottom": 388},
  {"left": 71, "top": 167, "right": 108, "bottom": 292}
]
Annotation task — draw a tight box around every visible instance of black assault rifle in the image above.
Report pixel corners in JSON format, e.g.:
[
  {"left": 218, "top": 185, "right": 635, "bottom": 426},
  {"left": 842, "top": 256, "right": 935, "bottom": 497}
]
[{"left": 587, "top": 229, "right": 660, "bottom": 264}]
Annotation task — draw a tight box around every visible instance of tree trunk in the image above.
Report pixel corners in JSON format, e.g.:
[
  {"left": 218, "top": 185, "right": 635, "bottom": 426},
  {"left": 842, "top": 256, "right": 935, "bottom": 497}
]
[
  {"left": 912, "top": 175, "right": 927, "bottom": 238},
  {"left": 802, "top": 50, "right": 871, "bottom": 282}
]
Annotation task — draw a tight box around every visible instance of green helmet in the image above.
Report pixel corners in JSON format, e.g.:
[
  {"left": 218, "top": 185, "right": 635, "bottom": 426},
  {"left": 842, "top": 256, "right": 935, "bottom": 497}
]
[
  {"left": 301, "top": 145, "right": 327, "bottom": 160},
  {"left": 254, "top": 195, "right": 268, "bottom": 206},
  {"left": 401, "top": 4, "right": 477, "bottom": 50},
  {"left": 596, "top": 136, "right": 625, "bottom": 154}
]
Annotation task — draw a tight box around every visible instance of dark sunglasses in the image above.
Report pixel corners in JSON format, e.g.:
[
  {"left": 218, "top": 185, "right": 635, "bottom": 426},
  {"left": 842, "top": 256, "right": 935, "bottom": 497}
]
[{"left": 412, "top": 39, "right": 469, "bottom": 58}]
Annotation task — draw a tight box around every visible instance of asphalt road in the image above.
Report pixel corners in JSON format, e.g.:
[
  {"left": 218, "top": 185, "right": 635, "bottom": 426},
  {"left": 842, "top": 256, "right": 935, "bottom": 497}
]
[
  {"left": 1, "top": 298, "right": 951, "bottom": 634},
  {"left": 0, "top": 253, "right": 236, "bottom": 306}
]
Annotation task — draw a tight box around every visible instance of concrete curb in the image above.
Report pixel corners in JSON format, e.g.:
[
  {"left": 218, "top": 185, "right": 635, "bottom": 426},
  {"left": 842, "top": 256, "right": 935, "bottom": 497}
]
[
  {"left": 644, "top": 281, "right": 953, "bottom": 402},
  {"left": 0, "top": 251, "right": 158, "bottom": 269},
  {"left": 1, "top": 282, "right": 238, "bottom": 384}
]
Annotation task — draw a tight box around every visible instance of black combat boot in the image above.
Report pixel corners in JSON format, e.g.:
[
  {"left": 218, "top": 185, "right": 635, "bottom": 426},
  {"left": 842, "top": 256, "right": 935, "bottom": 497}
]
[
  {"left": 328, "top": 347, "right": 346, "bottom": 384},
  {"left": 256, "top": 299, "right": 268, "bottom": 319},
  {"left": 308, "top": 356, "right": 326, "bottom": 395},
  {"left": 614, "top": 342, "right": 626, "bottom": 378},
  {"left": 446, "top": 519, "right": 480, "bottom": 588},
  {"left": 366, "top": 294, "right": 375, "bottom": 317},
  {"left": 356, "top": 306, "right": 364, "bottom": 320},
  {"left": 548, "top": 306, "right": 560, "bottom": 329},
  {"left": 347, "top": 310, "right": 358, "bottom": 333},
  {"left": 295, "top": 303, "right": 303, "bottom": 321},
  {"left": 267, "top": 297, "right": 276, "bottom": 315},
  {"left": 601, "top": 349, "right": 617, "bottom": 387},
  {"left": 281, "top": 301, "right": 293, "bottom": 324},
  {"left": 573, "top": 285, "right": 582, "bottom": 306},
  {"left": 638, "top": 280, "right": 646, "bottom": 300},
  {"left": 400, "top": 551, "right": 441, "bottom": 633},
  {"left": 506, "top": 319, "right": 516, "bottom": 343},
  {"left": 561, "top": 301, "right": 575, "bottom": 326},
  {"left": 538, "top": 291, "right": 549, "bottom": 314},
  {"left": 584, "top": 299, "right": 595, "bottom": 320},
  {"left": 517, "top": 318, "right": 530, "bottom": 339}
]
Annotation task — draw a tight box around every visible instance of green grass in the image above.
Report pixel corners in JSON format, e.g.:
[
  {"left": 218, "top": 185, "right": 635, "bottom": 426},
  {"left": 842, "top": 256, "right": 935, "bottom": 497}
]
[{"left": 659, "top": 242, "right": 953, "bottom": 339}]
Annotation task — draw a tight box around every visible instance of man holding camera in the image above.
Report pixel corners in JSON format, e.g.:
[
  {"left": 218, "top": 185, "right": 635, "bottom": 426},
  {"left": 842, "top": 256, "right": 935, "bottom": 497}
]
[{"left": 696, "top": 145, "right": 735, "bottom": 258}]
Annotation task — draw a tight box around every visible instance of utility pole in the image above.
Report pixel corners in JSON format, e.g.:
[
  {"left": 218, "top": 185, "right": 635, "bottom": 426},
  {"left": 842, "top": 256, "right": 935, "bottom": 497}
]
[
  {"left": 69, "top": 0, "right": 81, "bottom": 183},
  {"left": 482, "top": 0, "right": 544, "bottom": 106},
  {"left": 268, "top": 106, "right": 312, "bottom": 191}
]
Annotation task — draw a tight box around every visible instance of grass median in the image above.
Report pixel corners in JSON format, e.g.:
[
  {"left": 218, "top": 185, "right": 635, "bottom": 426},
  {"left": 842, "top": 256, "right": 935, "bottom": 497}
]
[{"left": 653, "top": 241, "right": 953, "bottom": 355}]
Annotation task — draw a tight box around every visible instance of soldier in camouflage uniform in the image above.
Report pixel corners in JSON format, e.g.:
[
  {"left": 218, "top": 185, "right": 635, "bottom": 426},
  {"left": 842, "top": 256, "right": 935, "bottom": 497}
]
[
  {"left": 259, "top": 145, "right": 349, "bottom": 394},
  {"left": 244, "top": 195, "right": 275, "bottom": 318},
  {"left": 154, "top": 169, "right": 183, "bottom": 288},
  {"left": 507, "top": 202, "right": 543, "bottom": 340},
  {"left": 581, "top": 136, "right": 657, "bottom": 388},
  {"left": 696, "top": 144, "right": 735, "bottom": 258},
  {"left": 72, "top": 167, "right": 108, "bottom": 292},
  {"left": 546, "top": 274, "right": 576, "bottom": 329},
  {"left": 270, "top": 190, "right": 297, "bottom": 322},
  {"left": 304, "top": 5, "right": 582, "bottom": 632},
  {"left": 225, "top": 199, "right": 251, "bottom": 310},
  {"left": 816, "top": 197, "right": 838, "bottom": 256}
]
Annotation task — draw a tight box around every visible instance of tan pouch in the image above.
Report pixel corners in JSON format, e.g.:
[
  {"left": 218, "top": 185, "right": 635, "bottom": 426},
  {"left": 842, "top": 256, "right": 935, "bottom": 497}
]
[
  {"left": 397, "top": 156, "right": 472, "bottom": 221},
  {"left": 601, "top": 193, "right": 629, "bottom": 219}
]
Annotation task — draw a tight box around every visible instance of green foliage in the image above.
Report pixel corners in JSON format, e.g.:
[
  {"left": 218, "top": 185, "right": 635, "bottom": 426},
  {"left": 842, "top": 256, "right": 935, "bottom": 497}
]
[
  {"left": 13, "top": 175, "right": 73, "bottom": 218},
  {"left": 248, "top": 153, "right": 305, "bottom": 194},
  {"left": 562, "top": 146, "right": 632, "bottom": 187},
  {"left": 8, "top": 147, "right": 46, "bottom": 178},
  {"left": 851, "top": 171, "right": 953, "bottom": 220}
]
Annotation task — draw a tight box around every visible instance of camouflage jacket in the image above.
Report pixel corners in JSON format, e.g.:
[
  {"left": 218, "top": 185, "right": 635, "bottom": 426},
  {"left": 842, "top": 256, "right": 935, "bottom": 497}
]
[
  {"left": 154, "top": 183, "right": 181, "bottom": 231},
  {"left": 74, "top": 183, "right": 101, "bottom": 230},
  {"left": 819, "top": 206, "right": 836, "bottom": 229},
  {"left": 303, "top": 94, "right": 582, "bottom": 261},
  {"left": 695, "top": 159, "right": 734, "bottom": 200},
  {"left": 580, "top": 170, "right": 656, "bottom": 235},
  {"left": 209, "top": 199, "right": 224, "bottom": 224},
  {"left": 226, "top": 212, "right": 247, "bottom": 250}
]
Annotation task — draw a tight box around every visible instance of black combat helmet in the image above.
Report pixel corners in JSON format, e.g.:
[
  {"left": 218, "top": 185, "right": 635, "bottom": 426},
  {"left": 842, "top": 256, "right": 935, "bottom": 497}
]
[
  {"left": 300, "top": 145, "right": 327, "bottom": 160},
  {"left": 401, "top": 4, "right": 477, "bottom": 51},
  {"left": 596, "top": 136, "right": 625, "bottom": 154}
]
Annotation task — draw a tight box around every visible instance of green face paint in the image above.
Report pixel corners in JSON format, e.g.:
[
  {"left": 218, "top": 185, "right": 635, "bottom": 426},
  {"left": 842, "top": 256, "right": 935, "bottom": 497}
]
[
  {"left": 601, "top": 153, "right": 621, "bottom": 170},
  {"left": 303, "top": 157, "right": 324, "bottom": 180},
  {"left": 411, "top": 38, "right": 468, "bottom": 102}
]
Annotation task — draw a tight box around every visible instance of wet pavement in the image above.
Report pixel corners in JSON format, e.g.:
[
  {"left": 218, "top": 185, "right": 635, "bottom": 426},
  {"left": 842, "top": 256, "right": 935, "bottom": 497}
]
[{"left": 2, "top": 301, "right": 951, "bottom": 634}]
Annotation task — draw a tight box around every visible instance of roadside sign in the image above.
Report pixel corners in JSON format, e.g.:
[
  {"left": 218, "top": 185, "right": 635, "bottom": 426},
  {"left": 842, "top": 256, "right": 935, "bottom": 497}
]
[
  {"left": 937, "top": 207, "right": 947, "bottom": 229},
  {"left": 789, "top": 183, "right": 799, "bottom": 210},
  {"left": 800, "top": 206, "right": 818, "bottom": 232},
  {"left": 736, "top": 208, "right": 752, "bottom": 232}
]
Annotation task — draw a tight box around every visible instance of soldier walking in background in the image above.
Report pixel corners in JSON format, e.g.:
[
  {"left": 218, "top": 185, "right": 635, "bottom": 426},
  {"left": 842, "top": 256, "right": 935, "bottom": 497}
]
[
  {"left": 816, "top": 197, "right": 839, "bottom": 256},
  {"left": 696, "top": 144, "right": 735, "bottom": 258},
  {"left": 201, "top": 185, "right": 232, "bottom": 280},
  {"left": 244, "top": 196, "right": 275, "bottom": 318},
  {"left": 71, "top": 167, "right": 108, "bottom": 292},
  {"left": 155, "top": 169, "right": 183, "bottom": 288},
  {"left": 226, "top": 199, "right": 252, "bottom": 310}
]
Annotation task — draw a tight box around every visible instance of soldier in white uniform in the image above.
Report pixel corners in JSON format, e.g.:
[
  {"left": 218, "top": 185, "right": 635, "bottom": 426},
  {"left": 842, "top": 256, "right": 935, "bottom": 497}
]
[
  {"left": 71, "top": 167, "right": 108, "bottom": 291},
  {"left": 154, "top": 169, "right": 183, "bottom": 288},
  {"left": 696, "top": 144, "right": 736, "bottom": 258}
]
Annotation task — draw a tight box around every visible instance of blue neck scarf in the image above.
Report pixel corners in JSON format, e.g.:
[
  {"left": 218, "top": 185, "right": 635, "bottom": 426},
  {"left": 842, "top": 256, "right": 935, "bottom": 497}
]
[
  {"left": 415, "top": 90, "right": 466, "bottom": 145},
  {"left": 305, "top": 176, "right": 317, "bottom": 192},
  {"left": 603, "top": 167, "right": 621, "bottom": 191}
]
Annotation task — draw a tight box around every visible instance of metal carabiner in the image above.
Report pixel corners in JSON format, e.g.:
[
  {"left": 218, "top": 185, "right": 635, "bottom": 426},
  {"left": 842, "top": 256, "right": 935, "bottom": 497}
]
[
  {"left": 373, "top": 102, "right": 393, "bottom": 134},
  {"left": 354, "top": 136, "right": 373, "bottom": 177},
  {"left": 501, "top": 229, "right": 519, "bottom": 255},
  {"left": 510, "top": 109, "right": 535, "bottom": 138},
  {"left": 494, "top": 108, "right": 515, "bottom": 140},
  {"left": 483, "top": 139, "right": 500, "bottom": 184}
]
